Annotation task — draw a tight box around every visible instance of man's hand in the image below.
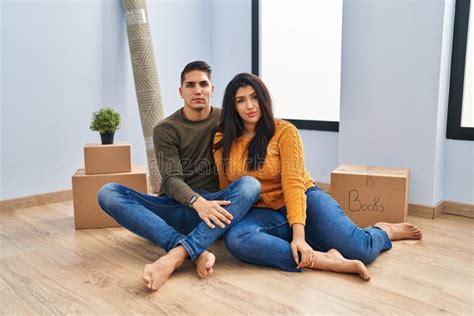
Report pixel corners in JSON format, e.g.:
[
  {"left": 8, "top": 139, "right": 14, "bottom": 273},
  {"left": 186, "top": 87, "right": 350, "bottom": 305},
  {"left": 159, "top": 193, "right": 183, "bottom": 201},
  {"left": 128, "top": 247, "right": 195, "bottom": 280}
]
[{"left": 192, "top": 196, "right": 232, "bottom": 229}]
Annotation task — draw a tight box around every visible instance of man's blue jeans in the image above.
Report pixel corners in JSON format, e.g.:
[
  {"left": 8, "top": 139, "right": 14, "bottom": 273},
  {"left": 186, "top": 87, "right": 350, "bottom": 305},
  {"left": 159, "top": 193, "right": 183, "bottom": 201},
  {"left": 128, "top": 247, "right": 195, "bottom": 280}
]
[
  {"left": 97, "top": 176, "right": 261, "bottom": 261},
  {"left": 224, "top": 186, "right": 393, "bottom": 272}
]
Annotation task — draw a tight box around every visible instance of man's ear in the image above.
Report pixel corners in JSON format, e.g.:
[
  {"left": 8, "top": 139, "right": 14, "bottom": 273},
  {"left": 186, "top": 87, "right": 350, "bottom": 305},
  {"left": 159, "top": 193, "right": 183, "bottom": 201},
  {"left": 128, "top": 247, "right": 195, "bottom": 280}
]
[
  {"left": 211, "top": 85, "right": 215, "bottom": 96},
  {"left": 179, "top": 86, "right": 183, "bottom": 98}
]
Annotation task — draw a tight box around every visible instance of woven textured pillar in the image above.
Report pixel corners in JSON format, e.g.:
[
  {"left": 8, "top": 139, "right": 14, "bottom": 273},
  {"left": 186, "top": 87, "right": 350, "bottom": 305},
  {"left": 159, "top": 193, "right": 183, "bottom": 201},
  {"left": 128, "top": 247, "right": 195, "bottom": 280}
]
[{"left": 122, "top": 0, "right": 164, "bottom": 193}]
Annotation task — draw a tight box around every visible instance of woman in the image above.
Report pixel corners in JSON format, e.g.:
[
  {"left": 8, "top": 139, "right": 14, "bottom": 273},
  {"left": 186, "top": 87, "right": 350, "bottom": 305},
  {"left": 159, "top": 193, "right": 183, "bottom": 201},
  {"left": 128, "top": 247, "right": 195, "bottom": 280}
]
[{"left": 213, "top": 73, "right": 422, "bottom": 280}]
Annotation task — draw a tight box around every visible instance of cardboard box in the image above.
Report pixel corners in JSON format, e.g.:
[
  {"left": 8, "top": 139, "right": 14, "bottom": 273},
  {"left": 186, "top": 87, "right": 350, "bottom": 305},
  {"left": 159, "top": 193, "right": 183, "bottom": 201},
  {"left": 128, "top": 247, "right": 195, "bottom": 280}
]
[
  {"left": 84, "top": 143, "right": 131, "bottom": 175},
  {"left": 72, "top": 164, "right": 147, "bottom": 229},
  {"left": 330, "top": 164, "right": 409, "bottom": 227}
]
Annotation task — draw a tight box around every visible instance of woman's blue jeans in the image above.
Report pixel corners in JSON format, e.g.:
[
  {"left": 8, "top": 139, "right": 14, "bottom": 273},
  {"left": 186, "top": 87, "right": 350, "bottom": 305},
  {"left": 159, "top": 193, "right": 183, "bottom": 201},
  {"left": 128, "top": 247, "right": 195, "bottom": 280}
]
[
  {"left": 97, "top": 176, "right": 261, "bottom": 261},
  {"left": 224, "top": 186, "right": 393, "bottom": 272}
]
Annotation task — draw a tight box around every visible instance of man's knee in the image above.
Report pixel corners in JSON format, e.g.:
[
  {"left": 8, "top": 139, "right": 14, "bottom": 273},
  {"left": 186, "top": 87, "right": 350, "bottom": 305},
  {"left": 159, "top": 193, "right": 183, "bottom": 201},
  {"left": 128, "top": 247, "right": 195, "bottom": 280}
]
[
  {"left": 233, "top": 176, "right": 261, "bottom": 202},
  {"left": 97, "top": 182, "right": 122, "bottom": 210}
]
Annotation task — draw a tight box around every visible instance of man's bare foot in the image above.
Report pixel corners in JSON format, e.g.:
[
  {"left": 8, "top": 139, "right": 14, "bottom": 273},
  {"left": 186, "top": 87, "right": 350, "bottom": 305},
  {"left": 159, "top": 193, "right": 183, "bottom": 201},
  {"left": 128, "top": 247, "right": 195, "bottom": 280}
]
[
  {"left": 142, "top": 246, "right": 188, "bottom": 291},
  {"left": 301, "top": 249, "right": 371, "bottom": 281},
  {"left": 374, "top": 222, "right": 423, "bottom": 241},
  {"left": 195, "top": 250, "right": 216, "bottom": 278}
]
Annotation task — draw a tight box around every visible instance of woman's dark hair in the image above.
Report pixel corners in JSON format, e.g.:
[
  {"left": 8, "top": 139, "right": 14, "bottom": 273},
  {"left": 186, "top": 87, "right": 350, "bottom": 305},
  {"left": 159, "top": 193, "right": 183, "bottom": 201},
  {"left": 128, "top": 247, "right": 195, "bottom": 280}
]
[{"left": 213, "top": 73, "right": 275, "bottom": 173}]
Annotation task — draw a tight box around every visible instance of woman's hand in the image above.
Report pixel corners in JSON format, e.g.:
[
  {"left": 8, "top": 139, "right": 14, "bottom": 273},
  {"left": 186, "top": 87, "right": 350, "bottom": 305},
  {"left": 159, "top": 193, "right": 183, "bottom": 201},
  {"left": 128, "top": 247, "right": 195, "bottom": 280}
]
[
  {"left": 193, "top": 196, "right": 233, "bottom": 229},
  {"left": 290, "top": 238, "right": 314, "bottom": 269},
  {"left": 291, "top": 223, "right": 314, "bottom": 269}
]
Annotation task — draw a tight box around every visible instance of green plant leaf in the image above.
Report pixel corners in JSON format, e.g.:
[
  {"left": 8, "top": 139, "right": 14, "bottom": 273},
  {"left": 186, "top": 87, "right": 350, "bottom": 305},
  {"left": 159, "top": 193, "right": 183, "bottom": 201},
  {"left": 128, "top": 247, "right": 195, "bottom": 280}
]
[{"left": 90, "top": 107, "right": 122, "bottom": 134}]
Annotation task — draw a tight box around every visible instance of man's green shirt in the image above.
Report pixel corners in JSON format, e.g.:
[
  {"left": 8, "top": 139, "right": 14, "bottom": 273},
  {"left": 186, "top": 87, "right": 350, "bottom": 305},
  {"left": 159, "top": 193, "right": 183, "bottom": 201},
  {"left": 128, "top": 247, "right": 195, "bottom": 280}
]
[{"left": 153, "top": 107, "right": 221, "bottom": 206}]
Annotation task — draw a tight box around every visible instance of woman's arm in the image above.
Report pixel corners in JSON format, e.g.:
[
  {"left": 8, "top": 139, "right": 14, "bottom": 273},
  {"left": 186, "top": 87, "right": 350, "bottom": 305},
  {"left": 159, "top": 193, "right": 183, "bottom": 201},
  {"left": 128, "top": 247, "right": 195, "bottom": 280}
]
[
  {"left": 279, "top": 122, "right": 308, "bottom": 227},
  {"left": 278, "top": 122, "right": 314, "bottom": 267},
  {"left": 215, "top": 154, "right": 231, "bottom": 190}
]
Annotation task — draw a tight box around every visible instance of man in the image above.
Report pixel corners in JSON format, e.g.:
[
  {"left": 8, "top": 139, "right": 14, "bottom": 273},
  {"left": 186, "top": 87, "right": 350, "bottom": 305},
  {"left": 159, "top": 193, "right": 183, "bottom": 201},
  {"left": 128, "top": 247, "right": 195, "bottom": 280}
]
[{"left": 98, "top": 61, "right": 261, "bottom": 291}]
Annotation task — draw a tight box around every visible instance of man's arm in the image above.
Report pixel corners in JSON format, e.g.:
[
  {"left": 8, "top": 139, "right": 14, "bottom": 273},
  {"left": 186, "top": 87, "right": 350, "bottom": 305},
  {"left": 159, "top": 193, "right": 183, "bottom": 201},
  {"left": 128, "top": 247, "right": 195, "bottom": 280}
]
[{"left": 153, "top": 124, "right": 194, "bottom": 206}]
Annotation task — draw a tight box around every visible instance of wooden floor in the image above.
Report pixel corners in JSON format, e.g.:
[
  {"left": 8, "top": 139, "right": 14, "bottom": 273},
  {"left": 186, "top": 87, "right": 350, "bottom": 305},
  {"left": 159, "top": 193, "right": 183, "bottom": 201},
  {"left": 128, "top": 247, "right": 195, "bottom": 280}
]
[{"left": 1, "top": 201, "right": 473, "bottom": 315}]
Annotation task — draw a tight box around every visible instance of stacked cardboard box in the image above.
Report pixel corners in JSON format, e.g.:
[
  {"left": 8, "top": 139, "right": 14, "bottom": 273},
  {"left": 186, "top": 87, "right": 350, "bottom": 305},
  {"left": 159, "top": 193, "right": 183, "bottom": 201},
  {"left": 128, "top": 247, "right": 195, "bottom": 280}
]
[
  {"left": 84, "top": 143, "right": 132, "bottom": 174},
  {"left": 330, "top": 164, "right": 409, "bottom": 227},
  {"left": 72, "top": 143, "right": 147, "bottom": 229}
]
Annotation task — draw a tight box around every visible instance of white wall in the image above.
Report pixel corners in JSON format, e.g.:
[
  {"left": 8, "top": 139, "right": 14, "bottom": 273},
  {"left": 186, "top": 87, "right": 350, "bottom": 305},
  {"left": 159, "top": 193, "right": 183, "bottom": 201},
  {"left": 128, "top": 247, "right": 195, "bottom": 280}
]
[
  {"left": 444, "top": 140, "right": 474, "bottom": 204},
  {"left": 0, "top": 1, "right": 4, "bottom": 195},
  {"left": 209, "top": 0, "right": 252, "bottom": 106},
  {"left": 433, "top": 0, "right": 455, "bottom": 204},
  {"left": 2, "top": 1, "right": 104, "bottom": 200},
  {"left": 214, "top": 0, "right": 473, "bottom": 204},
  {"left": 339, "top": 0, "right": 448, "bottom": 206},
  {"left": 300, "top": 130, "right": 339, "bottom": 184},
  {"left": 337, "top": 0, "right": 473, "bottom": 206},
  {"left": 1, "top": 0, "right": 211, "bottom": 200},
  {"left": 210, "top": 0, "right": 339, "bottom": 184},
  {"left": 442, "top": 0, "right": 474, "bottom": 205},
  {"left": 1, "top": 0, "right": 472, "bottom": 205}
]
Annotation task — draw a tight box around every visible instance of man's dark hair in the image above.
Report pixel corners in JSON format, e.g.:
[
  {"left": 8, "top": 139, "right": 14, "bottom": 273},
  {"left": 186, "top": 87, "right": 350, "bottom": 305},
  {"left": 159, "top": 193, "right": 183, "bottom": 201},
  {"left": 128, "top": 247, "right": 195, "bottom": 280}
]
[{"left": 180, "top": 61, "right": 212, "bottom": 85}]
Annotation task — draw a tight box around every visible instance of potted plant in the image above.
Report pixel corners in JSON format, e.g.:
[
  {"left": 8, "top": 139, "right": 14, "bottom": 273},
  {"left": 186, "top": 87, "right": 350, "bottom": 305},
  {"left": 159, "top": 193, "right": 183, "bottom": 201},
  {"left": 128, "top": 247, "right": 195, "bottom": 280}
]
[{"left": 90, "top": 107, "right": 121, "bottom": 145}]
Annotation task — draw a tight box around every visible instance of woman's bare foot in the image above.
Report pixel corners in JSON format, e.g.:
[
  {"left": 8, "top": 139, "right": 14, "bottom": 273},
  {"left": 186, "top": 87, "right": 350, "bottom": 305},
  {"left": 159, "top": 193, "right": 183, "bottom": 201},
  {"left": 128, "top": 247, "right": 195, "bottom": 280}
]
[
  {"left": 374, "top": 222, "right": 423, "bottom": 241},
  {"left": 301, "top": 249, "right": 371, "bottom": 281},
  {"left": 195, "top": 250, "right": 216, "bottom": 278},
  {"left": 142, "top": 246, "right": 188, "bottom": 291}
]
